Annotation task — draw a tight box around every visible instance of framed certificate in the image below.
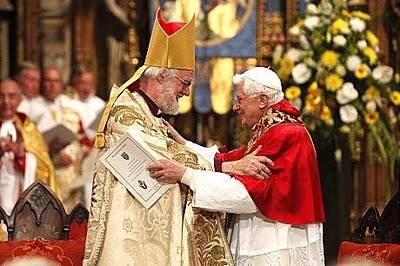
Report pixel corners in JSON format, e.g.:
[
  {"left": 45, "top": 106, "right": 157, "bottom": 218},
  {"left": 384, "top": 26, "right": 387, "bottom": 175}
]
[{"left": 100, "top": 129, "right": 171, "bottom": 209}]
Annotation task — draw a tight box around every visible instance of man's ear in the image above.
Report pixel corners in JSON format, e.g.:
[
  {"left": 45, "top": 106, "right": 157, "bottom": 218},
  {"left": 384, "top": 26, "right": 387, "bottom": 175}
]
[
  {"left": 258, "top": 94, "right": 269, "bottom": 109},
  {"left": 156, "top": 68, "right": 169, "bottom": 83}
]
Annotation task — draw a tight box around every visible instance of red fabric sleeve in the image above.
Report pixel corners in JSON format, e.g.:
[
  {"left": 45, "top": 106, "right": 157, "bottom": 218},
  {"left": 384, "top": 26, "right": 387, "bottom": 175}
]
[
  {"left": 214, "top": 146, "right": 247, "bottom": 172},
  {"left": 234, "top": 124, "right": 325, "bottom": 225},
  {"left": 217, "top": 146, "right": 247, "bottom": 162}
]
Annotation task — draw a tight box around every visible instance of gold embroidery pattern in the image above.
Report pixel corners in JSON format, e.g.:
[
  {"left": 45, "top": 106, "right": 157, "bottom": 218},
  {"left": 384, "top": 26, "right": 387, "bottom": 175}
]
[
  {"left": 111, "top": 105, "right": 166, "bottom": 138},
  {"left": 166, "top": 140, "right": 206, "bottom": 170},
  {"left": 193, "top": 211, "right": 231, "bottom": 266},
  {"left": 111, "top": 105, "right": 141, "bottom": 126},
  {"left": 84, "top": 92, "right": 233, "bottom": 265},
  {"left": 84, "top": 139, "right": 116, "bottom": 265},
  {"left": 123, "top": 218, "right": 135, "bottom": 233},
  {"left": 249, "top": 108, "right": 303, "bottom": 149}
]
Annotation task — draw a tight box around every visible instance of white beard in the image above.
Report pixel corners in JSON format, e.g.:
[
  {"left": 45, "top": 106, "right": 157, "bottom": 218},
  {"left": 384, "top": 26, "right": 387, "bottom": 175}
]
[{"left": 159, "top": 82, "right": 179, "bottom": 115}]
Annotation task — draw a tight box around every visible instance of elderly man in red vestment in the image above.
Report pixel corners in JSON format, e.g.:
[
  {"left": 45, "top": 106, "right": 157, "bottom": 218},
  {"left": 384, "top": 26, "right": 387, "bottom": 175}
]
[{"left": 148, "top": 67, "right": 326, "bottom": 265}]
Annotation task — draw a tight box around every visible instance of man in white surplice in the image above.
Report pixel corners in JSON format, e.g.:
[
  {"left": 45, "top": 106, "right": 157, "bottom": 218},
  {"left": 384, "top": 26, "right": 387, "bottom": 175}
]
[
  {"left": 68, "top": 66, "right": 105, "bottom": 206},
  {"left": 147, "top": 67, "right": 326, "bottom": 265},
  {"left": 68, "top": 66, "right": 105, "bottom": 139},
  {"left": 0, "top": 80, "right": 36, "bottom": 214},
  {"left": 15, "top": 62, "right": 47, "bottom": 123},
  {"left": 36, "top": 67, "right": 86, "bottom": 212}
]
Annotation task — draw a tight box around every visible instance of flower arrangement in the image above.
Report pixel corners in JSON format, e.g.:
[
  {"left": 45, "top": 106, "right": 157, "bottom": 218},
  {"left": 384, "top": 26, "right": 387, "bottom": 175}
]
[{"left": 273, "top": 0, "right": 399, "bottom": 188}]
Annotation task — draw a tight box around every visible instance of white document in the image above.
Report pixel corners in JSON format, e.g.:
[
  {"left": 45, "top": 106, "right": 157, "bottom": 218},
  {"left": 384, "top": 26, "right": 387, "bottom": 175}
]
[{"left": 100, "top": 129, "right": 171, "bottom": 209}]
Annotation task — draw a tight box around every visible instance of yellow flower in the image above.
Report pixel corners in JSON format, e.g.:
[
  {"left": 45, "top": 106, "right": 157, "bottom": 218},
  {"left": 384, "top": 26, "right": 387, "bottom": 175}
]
[
  {"left": 351, "top": 11, "right": 371, "bottom": 20},
  {"left": 390, "top": 91, "right": 400, "bottom": 105},
  {"left": 325, "top": 74, "right": 343, "bottom": 92},
  {"left": 366, "top": 30, "right": 379, "bottom": 47},
  {"left": 278, "top": 57, "right": 294, "bottom": 81},
  {"left": 355, "top": 64, "right": 370, "bottom": 79},
  {"left": 339, "top": 125, "right": 351, "bottom": 133},
  {"left": 342, "top": 10, "right": 351, "bottom": 17},
  {"left": 331, "top": 18, "right": 350, "bottom": 35},
  {"left": 305, "top": 94, "right": 321, "bottom": 107},
  {"left": 285, "top": 86, "right": 301, "bottom": 100},
  {"left": 363, "top": 47, "right": 377, "bottom": 64},
  {"left": 321, "top": 50, "right": 339, "bottom": 69},
  {"left": 320, "top": 106, "right": 333, "bottom": 125},
  {"left": 308, "top": 82, "right": 321, "bottom": 95},
  {"left": 364, "top": 111, "right": 379, "bottom": 125},
  {"left": 362, "top": 86, "right": 380, "bottom": 101}
]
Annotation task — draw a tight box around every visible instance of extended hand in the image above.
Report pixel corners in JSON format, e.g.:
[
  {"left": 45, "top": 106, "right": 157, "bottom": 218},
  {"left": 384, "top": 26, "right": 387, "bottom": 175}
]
[
  {"left": 147, "top": 159, "right": 187, "bottom": 184},
  {"left": 162, "top": 119, "right": 186, "bottom": 145},
  {"left": 1, "top": 137, "right": 25, "bottom": 159},
  {"left": 222, "top": 146, "right": 274, "bottom": 179}
]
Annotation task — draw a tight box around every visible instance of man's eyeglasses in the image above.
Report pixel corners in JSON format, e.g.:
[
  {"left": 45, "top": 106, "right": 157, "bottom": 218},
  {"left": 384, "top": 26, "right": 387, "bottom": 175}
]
[{"left": 174, "top": 75, "right": 192, "bottom": 87}]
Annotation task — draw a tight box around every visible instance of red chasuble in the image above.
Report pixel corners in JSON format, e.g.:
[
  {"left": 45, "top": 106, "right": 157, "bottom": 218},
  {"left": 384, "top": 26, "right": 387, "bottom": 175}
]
[{"left": 216, "top": 100, "right": 325, "bottom": 225}]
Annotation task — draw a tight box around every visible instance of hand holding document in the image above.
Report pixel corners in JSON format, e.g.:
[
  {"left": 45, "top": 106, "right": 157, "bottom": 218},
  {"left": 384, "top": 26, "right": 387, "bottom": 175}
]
[{"left": 100, "top": 129, "right": 171, "bottom": 209}]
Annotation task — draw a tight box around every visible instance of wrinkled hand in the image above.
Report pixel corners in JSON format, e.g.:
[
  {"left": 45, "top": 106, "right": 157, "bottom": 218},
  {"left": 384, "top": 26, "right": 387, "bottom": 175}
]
[
  {"left": 162, "top": 119, "right": 186, "bottom": 145},
  {"left": 222, "top": 146, "right": 274, "bottom": 180},
  {"left": 147, "top": 159, "right": 187, "bottom": 184}
]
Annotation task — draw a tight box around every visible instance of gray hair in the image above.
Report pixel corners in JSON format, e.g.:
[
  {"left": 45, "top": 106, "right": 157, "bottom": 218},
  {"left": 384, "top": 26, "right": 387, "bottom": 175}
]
[
  {"left": 0, "top": 78, "right": 22, "bottom": 95},
  {"left": 15, "top": 61, "right": 39, "bottom": 76},
  {"left": 143, "top": 66, "right": 178, "bottom": 79},
  {"left": 71, "top": 64, "right": 93, "bottom": 83},
  {"left": 241, "top": 77, "right": 284, "bottom": 106}
]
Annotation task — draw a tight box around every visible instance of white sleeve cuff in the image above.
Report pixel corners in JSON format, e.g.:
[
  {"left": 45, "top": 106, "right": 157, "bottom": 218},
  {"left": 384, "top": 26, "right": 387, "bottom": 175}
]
[
  {"left": 181, "top": 167, "right": 197, "bottom": 191},
  {"left": 183, "top": 168, "right": 258, "bottom": 214},
  {"left": 185, "top": 141, "right": 218, "bottom": 168}
]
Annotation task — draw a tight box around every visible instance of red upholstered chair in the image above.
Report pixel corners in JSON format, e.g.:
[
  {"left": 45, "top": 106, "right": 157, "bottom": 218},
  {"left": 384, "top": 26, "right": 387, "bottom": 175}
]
[
  {"left": 337, "top": 192, "right": 400, "bottom": 265},
  {"left": 67, "top": 203, "right": 88, "bottom": 240},
  {"left": 0, "top": 238, "right": 85, "bottom": 265},
  {"left": 0, "top": 181, "right": 89, "bottom": 266}
]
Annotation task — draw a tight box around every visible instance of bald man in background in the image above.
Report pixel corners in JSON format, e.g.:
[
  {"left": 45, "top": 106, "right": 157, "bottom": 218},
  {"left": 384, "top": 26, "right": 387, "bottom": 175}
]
[{"left": 0, "top": 79, "right": 57, "bottom": 213}]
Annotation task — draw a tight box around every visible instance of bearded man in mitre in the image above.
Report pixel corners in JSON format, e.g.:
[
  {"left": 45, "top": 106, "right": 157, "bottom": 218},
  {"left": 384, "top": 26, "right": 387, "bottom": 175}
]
[
  {"left": 0, "top": 79, "right": 58, "bottom": 214},
  {"left": 84, "top": 9, "right": 236, "bottom": 266}
]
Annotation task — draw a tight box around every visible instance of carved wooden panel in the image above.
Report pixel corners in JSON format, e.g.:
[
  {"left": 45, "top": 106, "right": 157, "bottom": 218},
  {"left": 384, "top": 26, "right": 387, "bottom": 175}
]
[
  {"left": 72, "top": 0, "right": 95, "bottom": 70},
  {"left": 16, "top": 0, "right": 40, "bottom": 64},
  {"left": 9, "top": 181, "right": 66, "bottom": 240},
  {"left": 352, "top": 192, "right": 399, "bottom": 244},
  {"left": 67, "top": 202, "right": 88, "bottom": 226},
  {"left": 367, "top": 0, "right": 390, "bottom": 63},
  {"left": 387, "top": 0, "right": 400, "bottom": 72},
  {"left": 1, "top": 181, "right": 89, "bottom": 241}
]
